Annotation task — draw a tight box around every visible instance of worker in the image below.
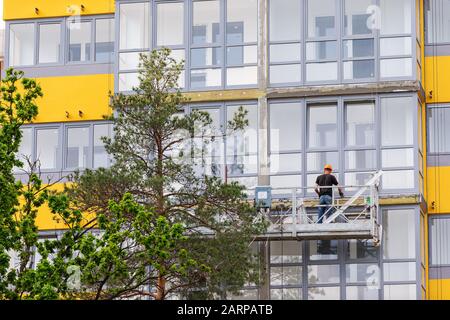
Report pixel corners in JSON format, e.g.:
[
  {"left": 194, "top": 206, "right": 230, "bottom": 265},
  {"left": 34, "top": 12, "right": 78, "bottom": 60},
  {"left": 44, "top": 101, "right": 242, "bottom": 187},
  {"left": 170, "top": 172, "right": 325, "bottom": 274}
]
[{"left": 314, "top": 164, "right": 344, "bottom": 223}]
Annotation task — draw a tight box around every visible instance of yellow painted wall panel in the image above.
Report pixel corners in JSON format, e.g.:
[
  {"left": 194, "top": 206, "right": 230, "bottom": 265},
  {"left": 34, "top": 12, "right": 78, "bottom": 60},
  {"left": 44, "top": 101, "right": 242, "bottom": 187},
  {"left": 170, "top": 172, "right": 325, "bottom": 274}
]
[
  {"left": 427, "top": 166, "right": 450, "bottom": 214},
  {"left": 4, "top": 0, "right": 115, "bottom": 20},
  {"left": 33, "top": 74, "right": 114, "bottom": 123},
  {"left": 425, "top": 56, "right": 450, "bottom": 104},
  {"left": 429, "top": 279, "right": 450, "bottom": 300}
]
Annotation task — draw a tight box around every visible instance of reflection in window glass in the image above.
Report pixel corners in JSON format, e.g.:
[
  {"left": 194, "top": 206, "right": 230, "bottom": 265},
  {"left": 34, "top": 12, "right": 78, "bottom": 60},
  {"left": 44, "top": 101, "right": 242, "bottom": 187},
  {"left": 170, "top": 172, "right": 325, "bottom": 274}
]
[
  {"left": 381, "top": 148, "right": 414, "bottom": 168},
  {"left": 308, "top": 104, "right": 337, "bottom": 148},
  {"left": 307, "top": 0, "right": 336, "bottom": 38},
  {"left": 307, "top": 152, "right": 338, "bottom": 172},
  {"left": 430, "top": 218, "right": 450, "bottom": 265},
  {"left": 306, "top": 62, "right": 338, "bottom": 82},
  {"left": 66, "top": 127, "right": 89, "bottom": 168},
  {"left": 345, "top": 150, "right": 376, "bottom": 170},
  {"left": 346, "top": 263, "right": 380, "bottom": 284},
  {"left": 381, "top": 97, "right": 414, "bottom": 146},
  {"left": 347, "top": 240, "right": 377, "bottom": 260},
  {"left": 96, "top": 19, "right": 115, "bottom": 63},
  {"left": 271, "top": 266, "right": 302, "bottom": 286},
  {"left": 36, "top": 129, "right": 59, "bottom": 170},
  {"left": 119, "top": 73, "right": 139, "bottom": 92},
  {"left": 383, "top": 262, "right": 416, "bottom": 282},
  {"left": 271, "top": 288, "right": 301, "bottom": 300},
  {"left": 308, "top": 265, "right": 340, "bottom": 285},
  {"left": 270, "top": 240, "right": 302, "bottom": 263},
  {"left": 226, "top": 66, "right": 257, "bottom": 86},
  {"left": 380, "top": 37, "right": 412, "bottom": 56},
  {"left": 346, "top": 102, "right": 375, "bottom": 146},
  {"left": 270, "top": 0, "right": 301, "bottom": 41},
  {"left": 270, "top": 65, "right": 302, "bottom": 85},
  {"left": 384, "top": 284, "right": 416, "bottom": 300},
  {"left": 226, "top": 45, "right": 257, "bottom": 65},
  {"left": 382, "top": 170, "right": 414, "bottom": 189},
  {"left": 306, "top": 41, "right": 337, "bottom": 60},
  {"left": 346, "top": 286, "right": 379, "bottom": 300},
  {"left": 380, "top": 0, "right": 412, "bottom": 35},
  {"left": 271, "top": 175, "right": 302, "bottom": 194},
  {"left": 383, "top": 209, "right": 416, "bottom": 259},
  {"left": 270, "top": 43, "right": 301, "bottom": 63},
  {"left": 10, "top": 24, "right": 35, "bottom": 66},
  {"left": 69, "top": 21, "right": 92, "bottom": 62},
  {"left": 119, "top": 52, "right": 144, "bottom": 71},
  {"left": 94, "top": 124, "right": 111, "bottom": 168},
  {"left": 344, "top": 0, "right": 372, "bottom": 35},
  {"left": 16, "top": 128, "right": 33, "bottom": 172},
  {"left": 309, "top": 240, "right": 338, "bottom": 260},
  {"left": 191, "top": 47, "right": 222, "bottom": 67},
  {"left": 227, "top": 0, "right": 257, "bottom": 44},
  {"left": 192, "top": 0, "right": 220, "bottom": 45},
  {"left": 380, "top": 58, "right": 413, "bottom": 78},
  {"left": 191, "top": 69, "right": 222, "bottom": 88},
  {"left": 308, "top": 286, "right": 340, "bottom": 300},
  {"left": 343, "top": 39, "right": 374, "bottom": 58},
  {"left": 157, "top": 2, "right": 184, "bottom": 46},
  {"left": 270, "top": 102, "right": 302, "bottom": 152},
  {"left": 119, "top": 3, "right": 150, "bottom": 50},
  {"left": 428, "top": 107, "right": 450, "bottom": 153},
  {"left": 269, "top": 153, "right": 302, "bottom": 174},
  {"left": 345, "top": 172, "right": 372, "bottom": 188},
  {"left": 39, "top": 24, "right": 61, "bottom": 64},
  {"left": 344, "top": 60, "right": 375, "bottom": 79}
]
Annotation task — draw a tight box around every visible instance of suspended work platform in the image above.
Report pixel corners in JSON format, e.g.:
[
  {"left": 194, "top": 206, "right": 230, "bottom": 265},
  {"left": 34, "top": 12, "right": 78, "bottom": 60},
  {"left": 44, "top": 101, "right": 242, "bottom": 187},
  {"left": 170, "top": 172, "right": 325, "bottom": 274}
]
[{"left": 254, "top": 171, "right": 383, "bottom": 244}]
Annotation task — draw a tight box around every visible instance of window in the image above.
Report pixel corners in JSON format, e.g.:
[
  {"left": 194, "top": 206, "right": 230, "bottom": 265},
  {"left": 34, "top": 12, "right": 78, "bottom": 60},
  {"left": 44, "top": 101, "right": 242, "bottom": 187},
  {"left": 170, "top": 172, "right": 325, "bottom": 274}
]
[
  {"left": 157, "top": 2, "right": 184, "bottom": 46},
  {"left": 270, "top": 240, "right": 303, "bottom": 263},
  {"left": 345, "top": 102, "right": 375, "bottom": 147},
  {"left": 68, "top": 21, "right": 92, "bottom": 62},
  {"left": 36, "top": 128, "right": 59, "bottom": 170},
  {"left": 192, "top": 0, "right": 220, "bottom": 45},
  {"left": 384, "top": 284, "right": 416, "bottom": 300},
  {"left": 270, "top": 266, "right": 302, "bottom": 286},
  {"left": 9, "top": 23, "right": 35, "bottom": 66},
  {"left": 308, "top": 104, "right": 337, "bottom": 148},
  {"left": 380, "top": 0, "right": 412, "bottom": 35},
  {"left": 119, "top": 2, "right": 150, "bottom": 50},
  {"left": 39, "top": 24, "right": 61, "bottom": 64},
  {"left": 428, "top": 105, "right": 450, "bottom": 154},
  {"left": 94, "top": 124, "right": 112, "bottom": 168},
  {"left": 66, "top": 127, "right": 89, "bottom": 169},
  {"left": 426, "top": 0, "right": 450, "bottom": 44},
  {"left": 271, "top": 288, "right": 302, "bottom": 300},
  {"left": 96, "top": 19, "right": 115, "bottom": 62},
  {"left": 346, "top": 286, "right": 379, "bottom": 300},
  {"left": 15, "top": 128, "right": 33, "bottom": 172},
  {"left": 382, "top": 209, "right": 416, "bottom": 259},
  {"left": 344, "top": 0, "right": 372, "bottom": 36},
  {"left": 430, "top": 217, "right": 450, "bottom": 265},
  {"left": 307, "top": 0, "right": 336, "bottom": 38},
  {"left": 308, "top": 286, "right": 340, "bottom": 300},
  {"left": 308, "top": 265, "right": 340, "bottom": 285}
]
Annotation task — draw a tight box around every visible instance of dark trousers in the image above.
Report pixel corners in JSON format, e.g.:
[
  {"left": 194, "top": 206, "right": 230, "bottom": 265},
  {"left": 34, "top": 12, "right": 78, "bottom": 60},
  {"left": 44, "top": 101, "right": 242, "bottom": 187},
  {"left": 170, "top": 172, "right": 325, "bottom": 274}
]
[{"left": 318, "top": 195, "right": 333, "bottom": 223}]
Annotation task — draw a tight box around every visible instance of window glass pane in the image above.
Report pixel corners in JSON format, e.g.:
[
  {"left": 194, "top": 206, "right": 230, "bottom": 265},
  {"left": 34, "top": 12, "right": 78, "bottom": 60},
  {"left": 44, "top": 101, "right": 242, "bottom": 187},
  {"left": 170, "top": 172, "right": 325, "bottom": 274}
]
[
  {"left": 381, "top": 96, "right": 414, "bottom": 146},
  {"left": 307, "top": 152, "right": 338, "bottom": 172},
  {"left": 346, "top": 286, "right": 379, "bottom": 300},
  {"left": 270, "top": 102, "right": 302, "bottom": 152},
  {"left": 119, "top": 73, "right": 139, "bottom": 92},
  {"left": 345, "top": 150, "right": 376, "bottom": 170},
  {"left": 345, "top": 172, "right": 373, "bottom": 188},
  {"left": 271, "top": 175, "right": 302, "bottom": 195},
  {"left": 380, "top": 58, "right": 413, "bottom": 77},
  {"left": 346, "top": 263, "right": 380, "bottom": 284},
  {"left": 69, "top": 21, "right": 92, "bottom": 62},
  {"left": 226, "top": 66, "right": 257, "bottom": 86},
  {"left": 191, "top": 69, "right": 222, "bottom": 88},
  {"left": 383, "top": 209, "right": 416, "bottom": 259},
  {"left": 9, "top": 24, "right": 35, "bottom": 66},
  {"left": 271, "top": 266, "right": 302, "bottom": 286},
  {"left": 94, "top": 124, "right": 111, "bottom": 169},
  {"left": 346, "top": 101, "right": 375, "bottom": 146},
  {"left": 380, "top": 37, "right": 412, "bottom": 56},
  {"left": 271, "top": 288, "right": 302, "bottom": 300},
  {"left": 227, "top": 176, "right": 257, "bottom": 189},
  {"left": 380, "top": 0, "right": 412, "bottom": 35},
  {"left": 270, "top": 240, "right": 302, "bottom": 263},
  {"left": 383, "top": 262, "right": 416, "bottom": 282},
  {"left": 308, "top": 286, "right": 340, "bottom": 300},
  {"left": 269, "top": 153, "right": 302, "bottom": 174},
  {"left": 39, "top": 24, "right": 60, "bottom": 64},
  {"left": 270, "top": 65, "right": 302, "bottom": 85},
  {"left": 308, "top": 265, "right": 340, "bottom": 285},
  {"left": 226, "top": 45, "right": 257, "bottom": 65},
  {"left": 309, "top": 240, "right": 339, "bottom": 260},
  {"left": 344, "top": 60, "right": 375, "bottom": 79},
  {"left": 157, "top": 2, "right": 184, "bottom": 46},
  {"left": 270, "top": 0, "right": 301, "bottom": 41},
  {"left": 16, "top": 128, "right": 32, "bottom": 172},
  {"left": 119, "top": 3, "right": 150, "bottom": 50},
  {"left": 227, "top": 0, "right": 257, "bottom": 44},
  {"left": 427, "top": 0, "right": 450, "bottom": 44},
  {"left": 428, "top": 107, "right": 450, "bottom": 153},
  {"left": 346, "top": 239, "right": 377, "bottom": 260},
  {"left": 270, "top": 43, "right": 301, "bottom": 63},
  {"left": 343, "top": 39, "right": 374, "bottom": 58},
  {"left": 306, "top": 62, "right": 338, "bottom": 82},
  {"left": 228, "top": 290, "right": 258, "bottom": 300},
  {"left": 66, "top": 127, "right": 89, "bottom": 168},
  {"left": 382, "top": 148, "right": 414, "bottom": 168},
  {"left": 96, "top": 19, "right": 114, "bottom": 63},
  {"left": 430, "top": 218, "right": 450, "bottom": 265},
  {"left": 307, "top": 0, "right": 336, "bottom": 38},
  {"left": 344, "top": 0, "right": 373, "bottom": 35},
  {"left": 119, "top": 52, "right": 144, "bottom": 71},
  {"left": 384, "top": 284, "right": 416, "bottom": 300},
  {"left": 36, "top": 129, "right": 59, "bottom": 170},
  {"left": 191, "top": 48, "right": 222, "bottom": 67},
  {"left": 192, "top": 0, "right": 220, "bottom": 45},
  {"left": 308, "top": 104, "right": 337, "bottom": 148},
  {"left": 306, "top": 41, "right": 337, "bottom": 60},
  {"left": 382, "top": 170, "right": 414, "bottom": 189}
]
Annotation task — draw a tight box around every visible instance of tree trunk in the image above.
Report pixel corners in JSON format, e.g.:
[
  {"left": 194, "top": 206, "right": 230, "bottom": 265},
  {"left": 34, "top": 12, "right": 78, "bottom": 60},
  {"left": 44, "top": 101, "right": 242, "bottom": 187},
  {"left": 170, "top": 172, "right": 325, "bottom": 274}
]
[{"left": 155, "top": 273, "right": 166, "bottom": 300}]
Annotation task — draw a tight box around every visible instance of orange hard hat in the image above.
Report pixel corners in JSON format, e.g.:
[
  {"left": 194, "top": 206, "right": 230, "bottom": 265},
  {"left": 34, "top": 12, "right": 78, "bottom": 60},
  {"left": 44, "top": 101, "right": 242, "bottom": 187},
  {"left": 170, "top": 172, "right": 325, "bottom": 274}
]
[{"left": 324, "top": 164, "right": 333, "bottom": 171}]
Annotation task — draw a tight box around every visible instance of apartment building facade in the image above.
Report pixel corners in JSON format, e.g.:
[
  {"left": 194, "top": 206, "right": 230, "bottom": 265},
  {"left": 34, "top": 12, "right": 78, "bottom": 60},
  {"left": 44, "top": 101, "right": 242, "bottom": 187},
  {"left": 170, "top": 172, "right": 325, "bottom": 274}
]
[{"left": 3, "top": 0, "right": 450, "bottom": 300}]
